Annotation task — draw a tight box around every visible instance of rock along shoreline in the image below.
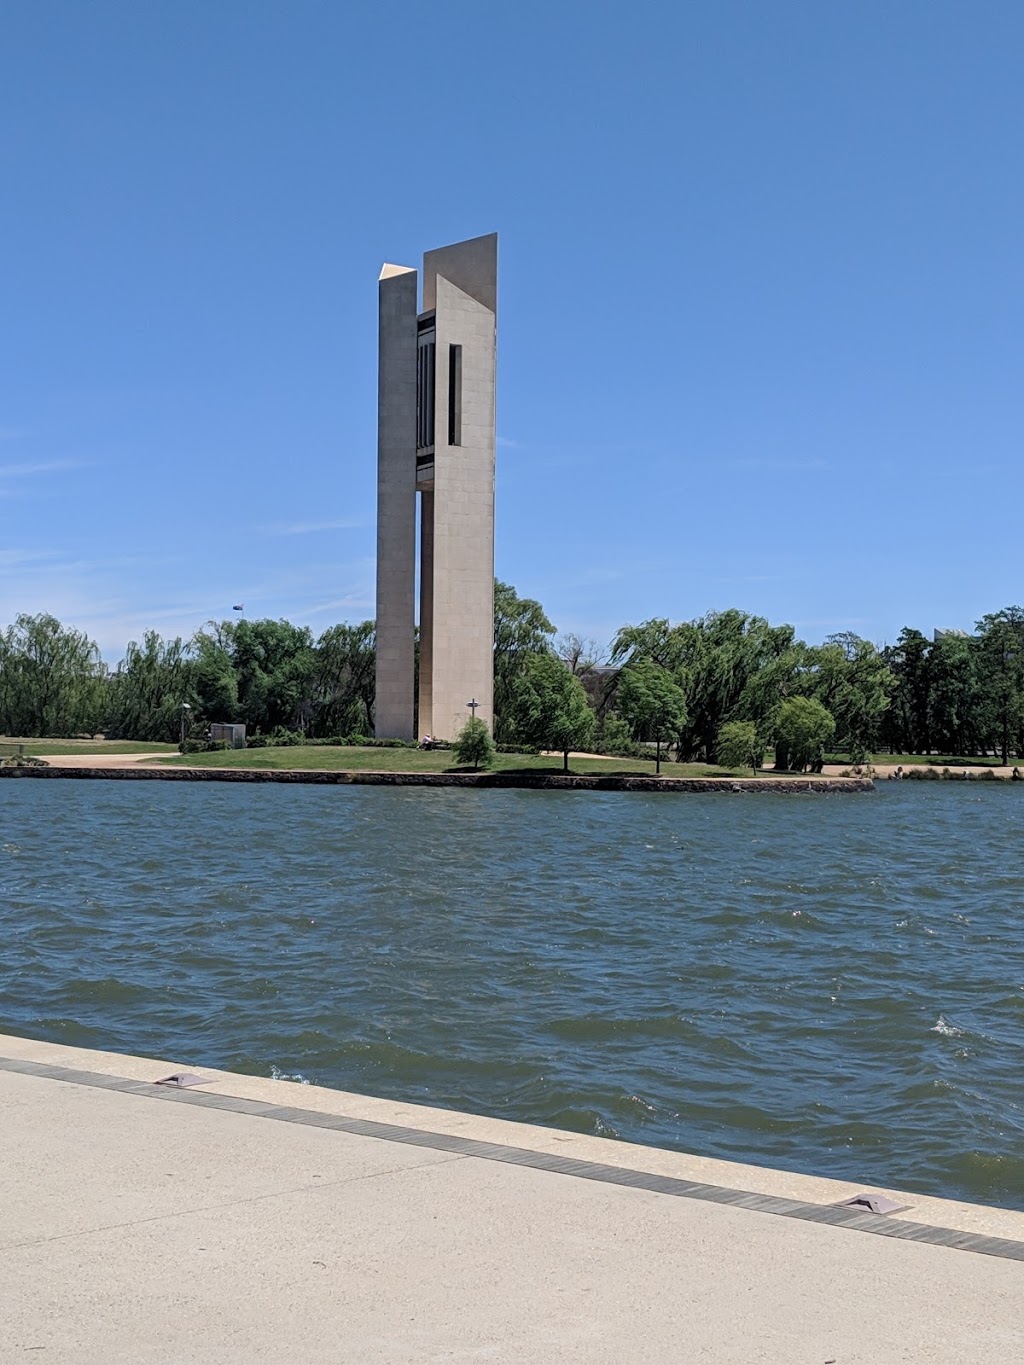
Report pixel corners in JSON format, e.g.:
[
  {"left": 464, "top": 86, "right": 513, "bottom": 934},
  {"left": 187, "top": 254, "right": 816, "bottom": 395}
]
[{"left": 0, "top": 765, "right": 874, "bottom": 794}]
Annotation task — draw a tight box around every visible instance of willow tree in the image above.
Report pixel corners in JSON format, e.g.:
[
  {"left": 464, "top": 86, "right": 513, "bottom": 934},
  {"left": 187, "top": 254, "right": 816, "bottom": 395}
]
[
  {"left": 312, "top": 621, "right": 376, "bottom": 737},
  {"left": 612, "top": 610, "right": 799, "bottom": 762},
  {"left": 510, "top": 651, "right": 594, "bottom": 772},
  {"left": 493, "top": 580, "right": 556, "bottom": 744},
  {"left": 0, "top": 614, "right": 105, "bottom": 737},
  {"left": 104, "top": 631, "right": 193, "bottom": 742},
  {"left": 616, "top": 660, "right": 687, "bottom": 774}
]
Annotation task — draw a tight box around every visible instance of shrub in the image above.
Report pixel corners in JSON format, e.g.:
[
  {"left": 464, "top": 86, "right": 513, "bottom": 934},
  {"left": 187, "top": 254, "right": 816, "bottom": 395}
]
[
  {"left": 339, "top": 735, "right": 419, "bottom": 748},
  {"left": 453, "top": 717, "right": 496, "bottom": 771},
  {"left": 772, "top": 698, "right": 835, "bottom": 772},
  {"left": 596, "top": 712, "right": 642, "bottom": 758},
  {"left": 717, "top": 720, "right": 764, "bottom": 773},
  {"left": 266, "top": 727, "right": 305, "bottom": 747}
]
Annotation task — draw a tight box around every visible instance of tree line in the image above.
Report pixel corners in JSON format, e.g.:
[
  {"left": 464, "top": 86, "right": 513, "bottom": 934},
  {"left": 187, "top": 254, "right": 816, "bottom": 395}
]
[
  {"left": 2, "top": 589, "right": 1022, "bottom": 767},
  {"left": 0, "top": 615, "right": 375, "bottom": 744}
]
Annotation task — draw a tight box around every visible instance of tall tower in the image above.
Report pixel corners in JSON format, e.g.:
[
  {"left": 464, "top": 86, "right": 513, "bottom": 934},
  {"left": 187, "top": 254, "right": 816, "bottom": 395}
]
[{"left": 374, "top": 233, "right": 497, "bottom": 741}]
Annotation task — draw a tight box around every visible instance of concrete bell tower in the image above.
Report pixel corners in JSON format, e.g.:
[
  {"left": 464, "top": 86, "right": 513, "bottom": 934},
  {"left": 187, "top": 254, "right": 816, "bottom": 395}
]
[{"left": 374, "top": 233, "right": 497, "bottom": 741}]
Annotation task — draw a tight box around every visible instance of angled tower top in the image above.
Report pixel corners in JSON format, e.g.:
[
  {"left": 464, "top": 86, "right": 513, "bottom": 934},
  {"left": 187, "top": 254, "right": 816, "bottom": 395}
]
[
  {"left": 422, "top": 232, "right": 497, "bottom": 314},
  {"left": 379, "top": 262, "right": 416, "bottom": 280}
]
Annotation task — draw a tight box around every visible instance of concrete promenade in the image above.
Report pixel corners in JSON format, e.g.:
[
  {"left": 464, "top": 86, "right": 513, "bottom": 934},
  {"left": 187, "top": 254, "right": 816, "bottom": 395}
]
[{"left": 2, "top": 1034, "right": 1021, "bottom": 1363}]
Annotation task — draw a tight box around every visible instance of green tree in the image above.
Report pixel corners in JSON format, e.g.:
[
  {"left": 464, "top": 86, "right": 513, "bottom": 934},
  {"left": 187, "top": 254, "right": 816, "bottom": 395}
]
[
  {"left": 772, "top": 696, "right": 835, "bottom": 771},
  {"left": 881, "top": 628, "right": 931, "bottom": 754},
  {"left": 596, "top": 710, "right": 635, "bottom": 756},
  {"left": 616, "top": 660, "right": 687, "bottom": 773},
  {"left": 0, "top": 614, "right": 105, "bottom": 737},
  {"left": 313, "top": 621, "right": 376, "bottom": 737},
  {"left": 716, "top": 720, "right": 763, "bottom": 775},
  {"left": 612, "top": 610, "right": 800, "bottom": 761},
  {"left": 510, "top": 651, "right": 595, "bottom": 772},
  {"left": 493, "top": 580, "right": 556, "bottom": 743},
  {"left": 976, "top": 608, "right": 1024, "bottom": 764},
  {"left": 105, "top": 631, "right": 193, "bottom": 742},
  {"left": 928, "top": 633, "right": 982, "bottom": 756},
  {"left": 190, "top": 632, "right": 238, "bottom": 724},
  {"left": 209, "top": 618, "right": 317, "bottom": 734},
  {"left": 802, "top": 633, "right": 893, "bottom": 764},
  {"left": 0, "top": 625, "right": 15, "bottom": 734},
  {"left": 453, "top": 716, "right": 495, "bottom": 771}
]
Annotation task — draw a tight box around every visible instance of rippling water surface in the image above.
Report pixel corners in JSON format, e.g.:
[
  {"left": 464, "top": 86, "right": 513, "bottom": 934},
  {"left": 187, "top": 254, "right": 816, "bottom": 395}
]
[{"left": 2, "top": 782, "right": 1023, "bottom": 1208}]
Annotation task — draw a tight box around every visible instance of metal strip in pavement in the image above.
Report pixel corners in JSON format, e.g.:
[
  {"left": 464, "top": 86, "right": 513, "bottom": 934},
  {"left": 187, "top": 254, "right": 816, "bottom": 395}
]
[{"left": 4, "top": 1053, "right": 1023, "bottom": 1263}]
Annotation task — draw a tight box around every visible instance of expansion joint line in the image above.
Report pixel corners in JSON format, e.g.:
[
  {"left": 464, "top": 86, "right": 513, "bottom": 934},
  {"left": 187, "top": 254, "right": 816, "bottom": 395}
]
[{"left": 3, "top": 1054, "right": 1022, "bottom": 1264}]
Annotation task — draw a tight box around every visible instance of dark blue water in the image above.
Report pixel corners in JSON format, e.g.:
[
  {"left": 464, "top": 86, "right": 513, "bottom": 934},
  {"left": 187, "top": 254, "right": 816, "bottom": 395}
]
[{"left": 1, "top": 781, "right": 1022, "bottom": 1208}]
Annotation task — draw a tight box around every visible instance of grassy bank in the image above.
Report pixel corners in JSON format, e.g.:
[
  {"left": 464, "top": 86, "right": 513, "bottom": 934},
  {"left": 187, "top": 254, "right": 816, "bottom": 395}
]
[{"left": 154, "top": 745, "right": 776, "bottom": 779}]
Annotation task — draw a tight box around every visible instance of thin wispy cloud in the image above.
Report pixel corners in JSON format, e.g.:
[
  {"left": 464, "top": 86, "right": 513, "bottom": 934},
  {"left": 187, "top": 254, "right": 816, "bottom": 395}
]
[
  {"left": 0, "top": 458, "right": 92, "bottom": 478},
  {"left": 266, "top": 518, "right": 364, "bottom": 535},
  {"left": 497, "top": 436, "right": 519, "bottom": 448},
  {"left": 0, "top": 548, "right": 61, "bottom": 567},
  {"left": 301, "top": 593, "right": 375, "bottom": 616}
]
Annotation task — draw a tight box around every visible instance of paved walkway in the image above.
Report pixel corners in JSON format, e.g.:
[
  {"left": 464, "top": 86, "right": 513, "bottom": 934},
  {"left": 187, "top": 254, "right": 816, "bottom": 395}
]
[
  {"left": 2, "top": 1034, "right": 1021, "bottom": 1363},
  {"left": 23, "top": 751, "right": 171, "bottom": 768}
]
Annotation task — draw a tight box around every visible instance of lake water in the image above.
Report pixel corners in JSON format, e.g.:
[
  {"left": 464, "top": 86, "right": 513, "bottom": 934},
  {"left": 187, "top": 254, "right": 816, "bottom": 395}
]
[{"left": 1, "top": 780, "right": 1022, "bottom": 1209}]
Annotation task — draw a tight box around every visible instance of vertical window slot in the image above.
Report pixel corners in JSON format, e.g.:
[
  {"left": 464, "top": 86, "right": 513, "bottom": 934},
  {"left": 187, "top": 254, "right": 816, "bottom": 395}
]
[
  {"left": 448, "top": 344, "right": 462, "bottom": 446},
  {"left": 416, "top": 335, "right": 435, "bottom": 451}
]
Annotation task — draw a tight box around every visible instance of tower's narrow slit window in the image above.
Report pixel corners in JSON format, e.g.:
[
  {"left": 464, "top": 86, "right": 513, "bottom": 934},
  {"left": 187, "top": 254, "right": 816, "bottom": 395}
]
[
  {"left": 448, "top": 344, "right": 462, "bottom": 446},
  {"left": 417, "top": 329, "right": 435, "bottom": 452}
]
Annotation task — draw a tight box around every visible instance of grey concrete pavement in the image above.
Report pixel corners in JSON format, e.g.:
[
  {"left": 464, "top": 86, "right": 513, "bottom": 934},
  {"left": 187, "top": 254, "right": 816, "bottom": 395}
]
[{"left": 1, "top": 1037, "right": 1021, "bottom": 1363}]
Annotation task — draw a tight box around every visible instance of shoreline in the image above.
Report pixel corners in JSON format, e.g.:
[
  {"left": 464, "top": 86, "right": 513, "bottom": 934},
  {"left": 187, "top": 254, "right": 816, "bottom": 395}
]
[
  {"left": 2, "top": 1031, "right": 1021, "bottom": 1240},
  {"left": 0, "top": 764, "right": 874, "bottom": 793},
  {"left": 6, "top": 1032, "right": 1021, "bottom": 1360}
]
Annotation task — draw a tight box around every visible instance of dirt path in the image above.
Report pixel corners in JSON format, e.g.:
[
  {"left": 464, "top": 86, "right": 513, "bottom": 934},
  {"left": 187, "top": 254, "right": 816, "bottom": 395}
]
[
  {"left": 33, "top": 753, "right": 172, "bottom": 769},
  {"left": 822, "top": 762, "right": 1023, "bottom": 779}
]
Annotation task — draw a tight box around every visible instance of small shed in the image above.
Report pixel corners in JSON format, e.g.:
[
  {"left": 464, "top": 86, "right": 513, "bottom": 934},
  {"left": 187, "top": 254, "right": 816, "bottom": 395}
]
[{"left": 209, "top": 722, "right": 247, "bottom": 749}]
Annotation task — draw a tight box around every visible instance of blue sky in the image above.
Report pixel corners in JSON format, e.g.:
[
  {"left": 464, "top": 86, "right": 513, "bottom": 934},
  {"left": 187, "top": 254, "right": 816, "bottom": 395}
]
[{"left": 3, "top": 1, "right": 1022, "bottom": 660}]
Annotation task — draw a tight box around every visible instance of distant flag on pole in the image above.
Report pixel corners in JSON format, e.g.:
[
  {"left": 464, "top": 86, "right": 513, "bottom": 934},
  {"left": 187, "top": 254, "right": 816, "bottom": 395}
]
[{"left": 232, "top": 603, "right": 244, "bottom": 612}]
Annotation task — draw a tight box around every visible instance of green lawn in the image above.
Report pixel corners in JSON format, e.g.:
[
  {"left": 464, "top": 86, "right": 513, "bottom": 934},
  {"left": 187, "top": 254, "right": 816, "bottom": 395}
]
[
  {"left": 155, "top": 745, "right": 763, "bottom": 779},
  {"left": 6, "top": 740, "right": 179, "bottom": 756}
]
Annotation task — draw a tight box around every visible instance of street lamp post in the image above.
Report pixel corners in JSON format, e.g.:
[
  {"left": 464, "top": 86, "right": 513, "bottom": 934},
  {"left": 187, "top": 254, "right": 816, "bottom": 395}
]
[
  {"left": 466, "top": 699, "right": 479, "bottom": 719},
  {"left": 180, "top": 702, "right": 192, "bottom": 747}
]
